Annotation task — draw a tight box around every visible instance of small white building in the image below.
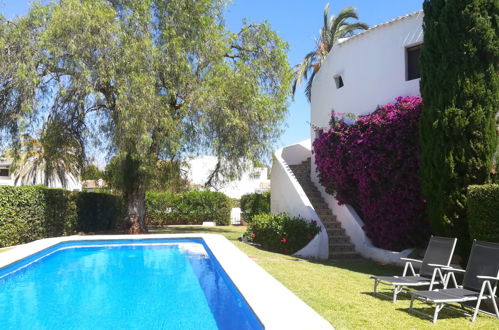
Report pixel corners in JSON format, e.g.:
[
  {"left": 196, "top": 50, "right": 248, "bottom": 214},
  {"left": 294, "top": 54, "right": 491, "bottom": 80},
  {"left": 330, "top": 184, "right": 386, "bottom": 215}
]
[
  {"left": 184, "top": 155, "right": 270, "bottom": 199},
  {"left": 0, "top": 158, "right": 82, "bottom": 191},
  {"left": 272, "top": 11, "right": 424, "bottom": 260},
  {"left": 0, "top": 159, "right": 13, "bottom": 187}
]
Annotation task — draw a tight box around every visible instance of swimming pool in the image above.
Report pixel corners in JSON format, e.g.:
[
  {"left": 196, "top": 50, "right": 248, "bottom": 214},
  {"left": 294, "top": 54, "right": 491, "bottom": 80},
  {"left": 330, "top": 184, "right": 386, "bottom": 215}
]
[
  {"left": 0, "top": 234, "right": 333, "bottom": 330},
  {"left": 0, "top": 238, "right": 262, "bottom": 329}
]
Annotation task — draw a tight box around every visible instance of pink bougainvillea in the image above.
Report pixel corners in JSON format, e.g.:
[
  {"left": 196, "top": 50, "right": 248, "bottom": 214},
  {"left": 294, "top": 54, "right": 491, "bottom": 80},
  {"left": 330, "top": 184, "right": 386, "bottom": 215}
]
[{"left": 313, "top": 96, "right": 429, "bottom": 250}]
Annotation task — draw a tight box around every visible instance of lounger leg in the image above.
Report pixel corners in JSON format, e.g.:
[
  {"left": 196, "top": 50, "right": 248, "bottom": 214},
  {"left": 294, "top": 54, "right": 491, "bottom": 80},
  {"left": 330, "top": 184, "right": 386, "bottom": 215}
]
[
  {"left": 433, "top": 304, "right": 444, "bottom": 323},
  {"left": 393, "top": 285, "right": 405, "bottom": 303},
  {"left": 472, "top": 280, "right": 490, "bottom": 322},
  {"left": 393, "top": 286, "right": 400, "bottom": 303},
  {"left": 409, "top": 295, "right": 415, "bottom": 313},
  {"left": 472, "top": 296, "right": 482, "bottom": 322},
  {"left": 374, "top": 279, "right": 379, "bottom": 296},
  {"left": 486, "top": 282, "right": 499, "bottom": 318}
]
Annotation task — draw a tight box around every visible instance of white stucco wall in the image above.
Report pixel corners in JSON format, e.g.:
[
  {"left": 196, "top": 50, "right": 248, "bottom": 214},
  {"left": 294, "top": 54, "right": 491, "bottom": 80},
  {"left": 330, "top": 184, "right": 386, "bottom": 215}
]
[
  {"left": 305, "top": 12, "right": 423, "bottom": 263},
  {"left": 271, "top": 140, "right": 329, "bottom": 259},
  {"left": 183, "top": 156, "right": 270, "bottom": 199},
  {"left": 310, "top": 11, "right": 423, "bottom": 131},
  {"left": 0, "top": 158, "right": 82, "bottom": 191}
]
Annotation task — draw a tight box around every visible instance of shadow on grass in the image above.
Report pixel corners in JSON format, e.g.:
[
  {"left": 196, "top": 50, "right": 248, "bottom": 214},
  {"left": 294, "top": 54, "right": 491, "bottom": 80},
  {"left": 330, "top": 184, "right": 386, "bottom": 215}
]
[
  {"left": 303, "top": 256, "right": 402, "bottom": 276},
  {"left": 361, "top": 291, "right": 414, "bottom": 302},
  {"left": 396, "top": 305, "right": 469, "bottom": 323}
]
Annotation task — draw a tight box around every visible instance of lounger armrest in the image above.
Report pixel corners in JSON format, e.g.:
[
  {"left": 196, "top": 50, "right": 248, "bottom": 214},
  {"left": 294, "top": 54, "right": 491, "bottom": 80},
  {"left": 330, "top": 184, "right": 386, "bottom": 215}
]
[
  {"left": 400, "top": 257, "right": 422, "bottom": 263},
  {"left": 442, "top": 266, "right": 465, "bottom": 273},
  {"left": 477, "top": 275, "right": 499, "bottom": 281},
  {"left": 427, "top": 263, "right": 448, "bottom": 268}
]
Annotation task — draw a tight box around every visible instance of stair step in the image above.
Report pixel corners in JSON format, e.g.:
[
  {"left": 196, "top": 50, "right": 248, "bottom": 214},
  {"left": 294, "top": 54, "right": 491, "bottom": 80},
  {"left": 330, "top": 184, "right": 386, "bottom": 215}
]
[
  {"left": 330, "top": 241, "right": 355, "bottom": 247},
  {"left": 326, "top": 227, "right": 346, "bottom": 235},
  {"left": 328, "top": 235, "right": 351, "bottom": 243},
  {"left": 311, "top": 203, "right": 329, "bottom": 210},
  {"left": 323, "top": 223, "right": 342, "bottom": 230},
  {"left": 330, "top": 247, "right": 356, "bottom": 254},
  {"left": 288, "top": 157, "right": 361, "bottom": 260},
  {"left": 329, "top": 251, "right": 361, "bottom": 259},
  {"left": 319, "top": 213, "right": 336, "bottom": 219}
]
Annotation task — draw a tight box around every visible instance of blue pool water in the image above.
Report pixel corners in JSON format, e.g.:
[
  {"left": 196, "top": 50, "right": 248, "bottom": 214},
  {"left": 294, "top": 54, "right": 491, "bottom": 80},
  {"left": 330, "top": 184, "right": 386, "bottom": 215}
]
[{"left": 0, "top": 239, "right": 263, "bottom": 330}]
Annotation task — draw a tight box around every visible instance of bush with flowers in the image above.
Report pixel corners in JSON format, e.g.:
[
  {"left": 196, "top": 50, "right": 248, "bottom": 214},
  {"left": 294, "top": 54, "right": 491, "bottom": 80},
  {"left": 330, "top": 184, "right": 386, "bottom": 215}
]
[
  {"left": 313, "top": 96, "right": 429, "bottom": 250},
  {"left": 244, "top": 213, "right": 321, "bottom": 254}
]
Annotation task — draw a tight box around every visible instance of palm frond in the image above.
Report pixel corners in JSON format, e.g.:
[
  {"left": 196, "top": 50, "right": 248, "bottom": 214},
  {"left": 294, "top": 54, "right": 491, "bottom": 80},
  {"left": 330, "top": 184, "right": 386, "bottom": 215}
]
[
  {"left": 336, "top": 22, "right": 369, "bottom": 39},
  {"left": 292, "top": 51, "right": 317, "bottom": 96},
  {"left": 305, "top": 70, "right": 317, "bottom": 102},
  {"left": 295, "top": 3, "right": 368, "bottom": 102},
  {"left": 329, "top": 7, "right": 368, "bottom": 48},
  {"left": 323, "top": 3, "right": 331, "bottom": 33}
]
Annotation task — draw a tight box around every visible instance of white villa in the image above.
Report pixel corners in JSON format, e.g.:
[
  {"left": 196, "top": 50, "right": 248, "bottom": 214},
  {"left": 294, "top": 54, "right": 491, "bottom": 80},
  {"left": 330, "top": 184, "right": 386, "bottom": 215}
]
[
  {"left": 0, "top": 158, "right": 82, "bottom": 191},
  {"left": 272, "top": 11, "right": 424, "bottom": 260},
  {"left": 184, "top": 155, "right": 270, "bottom": 199}
]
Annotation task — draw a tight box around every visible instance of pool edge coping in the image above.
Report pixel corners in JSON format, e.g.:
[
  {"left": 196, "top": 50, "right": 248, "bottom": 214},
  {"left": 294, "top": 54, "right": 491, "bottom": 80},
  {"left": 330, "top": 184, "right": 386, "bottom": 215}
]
[{"left": 0, "top": 234, "right": 333, "bottom": 330}]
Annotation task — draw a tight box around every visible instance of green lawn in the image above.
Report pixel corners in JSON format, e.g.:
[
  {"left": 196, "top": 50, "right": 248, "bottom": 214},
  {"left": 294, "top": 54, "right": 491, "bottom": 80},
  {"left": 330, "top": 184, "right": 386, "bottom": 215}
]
[{"left": 151, "top": 226, "right": 499, "bottom": 330}]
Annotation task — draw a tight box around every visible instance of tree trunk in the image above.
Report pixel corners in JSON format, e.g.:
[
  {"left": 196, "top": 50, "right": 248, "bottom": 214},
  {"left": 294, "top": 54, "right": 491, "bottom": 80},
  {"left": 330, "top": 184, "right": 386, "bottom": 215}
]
[
  {"left": 124, "top": 185, "right": 147, "bottom": 234},
  {"left": 122, "top": 154, "right": 148, "bottom": 234}
]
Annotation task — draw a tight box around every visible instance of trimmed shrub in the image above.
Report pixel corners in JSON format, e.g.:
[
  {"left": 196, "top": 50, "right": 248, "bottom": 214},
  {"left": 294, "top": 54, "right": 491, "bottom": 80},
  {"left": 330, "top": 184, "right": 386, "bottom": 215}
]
[
  {"left": 0, "top": 186, "right": 122, "bottom": 247},
  {"left": 145, "top": 190, "right": 231, "bottom": 226},
  {"left": 240, "top": 191, "right": 270, "bottom": 223},
  {"left": 244, "top": 213, "right": 321, "bottom": 254},
  {"left": 75, "top": 192, "right": 123, "bottom": 232},
  {"left": 313, "top": 96, "right": 429, "bottom": 250},
  {"left": 467, "top": 184, "right": 499, "bottom": 242}
]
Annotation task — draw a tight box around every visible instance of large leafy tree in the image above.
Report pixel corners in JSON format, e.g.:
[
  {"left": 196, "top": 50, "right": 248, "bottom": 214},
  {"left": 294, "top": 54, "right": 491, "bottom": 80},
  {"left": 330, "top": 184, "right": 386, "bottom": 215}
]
[
  {"left": 0, "top": 0, "right": 292, "bottom": 233},
  {"left": 292, "top": 3, "right": 368, "bottom": 102},
  {"left": 420, "top": 0, "right": 498, "bottom": 248},
  {"left": 81, "top": 164, "right": 104, "bottom": 181}
]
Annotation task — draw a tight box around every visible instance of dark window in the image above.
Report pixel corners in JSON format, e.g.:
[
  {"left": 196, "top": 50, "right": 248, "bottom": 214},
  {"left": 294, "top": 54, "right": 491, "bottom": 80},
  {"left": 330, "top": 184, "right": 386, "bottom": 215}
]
[
  {"left": 406, "top": 44, "right": 421, "bottom": 80},
  {"left": 334, "top": 75, "right": 344, "bottom": 89},
  {"left": 0, "top": 168, "right": 9, "bottom": 177}
]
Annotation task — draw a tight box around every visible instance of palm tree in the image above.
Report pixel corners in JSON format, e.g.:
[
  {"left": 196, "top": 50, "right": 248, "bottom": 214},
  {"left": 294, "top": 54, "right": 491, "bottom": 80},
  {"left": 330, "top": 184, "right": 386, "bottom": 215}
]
[
  {"left": 292, "top": 3, "right": 369, "bottom": 102},
  {"left": 9, "top": 115, "right": 84, "bottom": 188}
]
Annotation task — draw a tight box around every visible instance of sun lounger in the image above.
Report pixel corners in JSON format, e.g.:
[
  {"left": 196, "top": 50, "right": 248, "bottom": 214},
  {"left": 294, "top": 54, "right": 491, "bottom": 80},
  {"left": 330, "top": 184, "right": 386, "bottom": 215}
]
[
  {"left": 409, "top": 240, "right": 499, "bottom": 323},
  {"left": 371, "top": 236, "right": 457, "bottom": 302}
]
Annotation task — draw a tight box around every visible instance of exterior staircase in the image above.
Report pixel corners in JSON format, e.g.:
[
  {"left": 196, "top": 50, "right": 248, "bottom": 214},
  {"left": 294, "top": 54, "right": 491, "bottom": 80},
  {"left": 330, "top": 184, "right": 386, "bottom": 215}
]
[{"left": 289, "top": 158, "right": 360, "bottom": 259}]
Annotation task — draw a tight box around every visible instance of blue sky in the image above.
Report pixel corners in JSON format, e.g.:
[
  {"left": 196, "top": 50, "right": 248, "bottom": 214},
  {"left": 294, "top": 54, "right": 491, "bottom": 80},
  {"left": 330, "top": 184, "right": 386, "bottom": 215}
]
[{"left": 1, "top": 0, "right": 423, "bottom": 150}]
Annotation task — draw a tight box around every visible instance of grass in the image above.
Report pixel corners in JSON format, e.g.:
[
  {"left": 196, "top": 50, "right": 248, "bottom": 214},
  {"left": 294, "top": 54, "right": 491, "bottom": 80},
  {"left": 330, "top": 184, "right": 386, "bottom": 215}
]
[{"left": 152, "top": 225, "right": 499, "bottom": 330}]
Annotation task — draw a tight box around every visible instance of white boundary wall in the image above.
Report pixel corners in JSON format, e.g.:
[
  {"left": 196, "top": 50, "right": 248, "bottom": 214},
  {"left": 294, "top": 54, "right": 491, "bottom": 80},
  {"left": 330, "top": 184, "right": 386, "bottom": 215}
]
[{"left": 271, "top": 140, "right": 329, "bottom": 259}]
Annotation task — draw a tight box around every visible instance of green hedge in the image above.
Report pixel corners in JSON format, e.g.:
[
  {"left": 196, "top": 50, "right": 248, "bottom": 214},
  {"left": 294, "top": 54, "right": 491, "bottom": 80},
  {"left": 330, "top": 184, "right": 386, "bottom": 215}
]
[
  {"left": 0, "top": 186, "right": 123, "bottom": 248},
  {"left": 145, "top": 190, "right": 231, "bottom": 226},
  {"left": 75, "top": 192, "right": 123, "bottom": 232},
  {"left": 240, "top": 191, "right": 270, "bottom": 223},
  {"left": 467, "top": 184, "right": 499, "bottom": 242},
  {"left": 244, "top": 213, "right": 321, "bottom": 254}
]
